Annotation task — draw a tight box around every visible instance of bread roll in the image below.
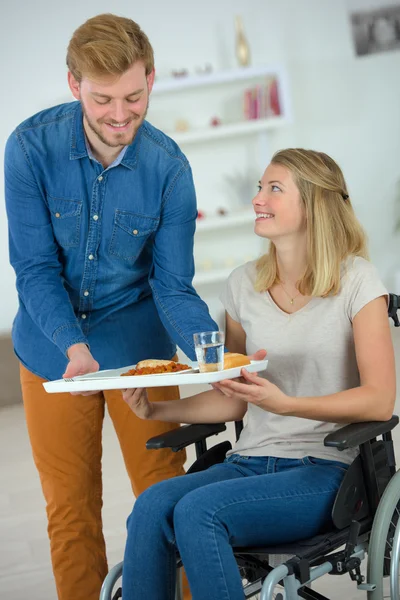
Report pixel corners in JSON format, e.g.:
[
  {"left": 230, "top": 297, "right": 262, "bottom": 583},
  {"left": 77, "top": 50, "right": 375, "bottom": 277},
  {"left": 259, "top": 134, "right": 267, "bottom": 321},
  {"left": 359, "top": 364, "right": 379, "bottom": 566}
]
[
  {"left": 136, "top": 359, "right": 175, "bottom": 369},
  {"left": 223, "top": 352, "right": 251, "bottom": 370}
]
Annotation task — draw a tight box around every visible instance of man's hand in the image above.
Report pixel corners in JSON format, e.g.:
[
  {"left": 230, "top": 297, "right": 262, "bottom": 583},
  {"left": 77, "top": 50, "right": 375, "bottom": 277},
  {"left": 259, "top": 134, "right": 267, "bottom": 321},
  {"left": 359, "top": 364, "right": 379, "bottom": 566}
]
[
  {"left": 122, "top": 388, "right": 154, "bottom": 420},
  {"left": 63, "top": 343, "right": 100, "bottom": 396}
]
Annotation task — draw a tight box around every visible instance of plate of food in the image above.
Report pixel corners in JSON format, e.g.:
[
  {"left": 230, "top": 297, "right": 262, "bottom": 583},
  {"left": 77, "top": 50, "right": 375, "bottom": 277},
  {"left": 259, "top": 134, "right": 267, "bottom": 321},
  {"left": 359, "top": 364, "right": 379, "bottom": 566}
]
[{"left": 43, "top": 354, "right": 268, "bottom": 394}]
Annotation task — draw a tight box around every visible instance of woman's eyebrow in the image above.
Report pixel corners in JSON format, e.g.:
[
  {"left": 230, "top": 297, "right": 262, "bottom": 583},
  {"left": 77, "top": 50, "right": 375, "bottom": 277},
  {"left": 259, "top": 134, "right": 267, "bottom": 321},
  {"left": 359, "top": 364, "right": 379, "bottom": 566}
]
[{"left": 267, "top": 180, "right": 284, "bottom": 185}]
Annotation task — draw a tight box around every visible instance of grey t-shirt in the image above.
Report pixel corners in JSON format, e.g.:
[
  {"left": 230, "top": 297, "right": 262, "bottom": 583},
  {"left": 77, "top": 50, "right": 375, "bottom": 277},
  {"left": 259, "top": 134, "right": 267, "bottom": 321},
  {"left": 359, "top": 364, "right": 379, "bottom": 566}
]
[{"left": 220, "top": 256, "right": 387, "bottom": 465}]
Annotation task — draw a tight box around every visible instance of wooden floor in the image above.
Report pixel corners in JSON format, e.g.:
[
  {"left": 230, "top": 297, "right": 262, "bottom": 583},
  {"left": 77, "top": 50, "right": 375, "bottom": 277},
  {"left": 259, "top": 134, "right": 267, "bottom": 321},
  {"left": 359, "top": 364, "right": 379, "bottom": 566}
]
[{"left": 1, "top": 328, "right": 399, "bottom": 600}]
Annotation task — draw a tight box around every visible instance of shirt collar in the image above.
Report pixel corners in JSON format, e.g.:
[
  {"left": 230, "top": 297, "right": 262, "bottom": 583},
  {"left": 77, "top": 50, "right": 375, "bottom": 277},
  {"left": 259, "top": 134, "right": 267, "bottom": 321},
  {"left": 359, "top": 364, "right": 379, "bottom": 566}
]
[
  {"left": 84, "top": 135, "right": 128, "bottom": 168},
  {"left": 69, "top": 101, "right": 141, "bottom": 170}
]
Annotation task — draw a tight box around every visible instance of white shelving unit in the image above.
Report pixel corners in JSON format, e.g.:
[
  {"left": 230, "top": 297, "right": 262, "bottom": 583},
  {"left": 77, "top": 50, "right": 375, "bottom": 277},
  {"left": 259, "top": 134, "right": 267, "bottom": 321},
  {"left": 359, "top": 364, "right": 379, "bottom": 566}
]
[
  {"left": 195, "top": 209, "right": 255, "bottom": 233},
  {"left": 170, "top": 115, "right": 287, "bottom": 145},
  {"left": 153, "top": 64, "right": 290, "bottom": 97},
  {"left": 149, "top": 65, "right": 291, "bottom": 296}
]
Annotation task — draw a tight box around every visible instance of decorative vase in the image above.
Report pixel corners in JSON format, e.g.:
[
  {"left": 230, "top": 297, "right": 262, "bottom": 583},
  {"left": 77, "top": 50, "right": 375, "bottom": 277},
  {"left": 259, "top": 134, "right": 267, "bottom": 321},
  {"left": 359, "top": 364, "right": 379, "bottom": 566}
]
[{"left": 235, "top": 15, "right": 250, "bottom": 67}]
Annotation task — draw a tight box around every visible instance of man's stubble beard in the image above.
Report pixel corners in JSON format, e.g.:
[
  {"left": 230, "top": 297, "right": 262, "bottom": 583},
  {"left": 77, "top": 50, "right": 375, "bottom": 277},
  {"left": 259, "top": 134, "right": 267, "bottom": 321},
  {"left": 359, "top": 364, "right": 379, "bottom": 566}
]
[{"left": 82, "top": 99, "right": 149, "bottom": 148}]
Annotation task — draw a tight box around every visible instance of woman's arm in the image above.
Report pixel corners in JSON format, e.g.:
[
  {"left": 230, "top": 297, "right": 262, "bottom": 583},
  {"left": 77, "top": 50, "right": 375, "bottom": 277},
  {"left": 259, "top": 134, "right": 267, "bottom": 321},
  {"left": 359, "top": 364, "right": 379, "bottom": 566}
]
[
  {"left": 225, "top": 311, "right": 247, "bottom": 354},
  {"left": 122, "top": 384, "right": 248, "bottom": 424},
  {"left": 217, "top": 296, "right": 396, "bottom": 423},
  {"left": 288, "top": 295, "right": 395, "bottom": 422},
  {"left": 122, "top": 312, "right": 250, "bottom": 423}
]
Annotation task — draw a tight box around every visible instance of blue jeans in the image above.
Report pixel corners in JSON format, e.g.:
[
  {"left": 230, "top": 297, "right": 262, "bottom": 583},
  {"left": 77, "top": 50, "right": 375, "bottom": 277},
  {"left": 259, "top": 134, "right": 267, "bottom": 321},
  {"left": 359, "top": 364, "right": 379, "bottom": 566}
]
[{"left": 122, "top": 454, "right": 348, "bottom": 600}]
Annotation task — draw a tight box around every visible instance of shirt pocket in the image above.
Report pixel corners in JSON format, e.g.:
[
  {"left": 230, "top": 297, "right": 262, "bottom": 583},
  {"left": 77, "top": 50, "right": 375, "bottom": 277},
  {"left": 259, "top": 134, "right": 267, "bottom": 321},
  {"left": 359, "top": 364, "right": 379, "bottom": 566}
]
[
  {"left": 47, "top": 195, "right": 82, "bottom": 248},
  {"left": 109, "top": 210, "right": 159, "bottom": 263}
]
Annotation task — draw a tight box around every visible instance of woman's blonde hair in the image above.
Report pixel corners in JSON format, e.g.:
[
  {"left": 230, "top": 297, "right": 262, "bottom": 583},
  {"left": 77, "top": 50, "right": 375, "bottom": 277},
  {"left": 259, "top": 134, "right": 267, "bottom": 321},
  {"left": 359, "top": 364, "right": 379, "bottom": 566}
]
[
  {"left": 255, "top": 148, "right": 368, "bottom": 296},
  {"left": 66, "top": 13, "right": 154, "bottom": 82}
]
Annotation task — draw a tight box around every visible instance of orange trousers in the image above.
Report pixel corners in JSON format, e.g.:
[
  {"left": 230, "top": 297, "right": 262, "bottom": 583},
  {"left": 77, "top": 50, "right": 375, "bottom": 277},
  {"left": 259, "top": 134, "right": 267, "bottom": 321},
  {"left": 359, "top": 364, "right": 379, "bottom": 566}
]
[{"left": 20, "top": 363, "right": 189, "bottom": 600}]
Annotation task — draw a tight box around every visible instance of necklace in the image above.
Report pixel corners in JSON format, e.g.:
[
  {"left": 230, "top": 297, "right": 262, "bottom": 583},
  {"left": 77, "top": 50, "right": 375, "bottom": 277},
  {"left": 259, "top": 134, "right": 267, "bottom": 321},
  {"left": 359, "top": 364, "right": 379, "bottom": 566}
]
[{"left": 280, "top": 282, "right": 301, "bottom": 305}]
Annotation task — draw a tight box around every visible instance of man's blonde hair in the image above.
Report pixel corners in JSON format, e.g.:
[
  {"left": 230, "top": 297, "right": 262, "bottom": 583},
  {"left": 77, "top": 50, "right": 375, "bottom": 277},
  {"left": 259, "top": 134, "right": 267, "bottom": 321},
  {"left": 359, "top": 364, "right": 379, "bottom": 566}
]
[
  {"left": 66, "top": 13, "right": 154, "bottom": 82},
  {"left": 255, "top": 148, "right": 368, "bottom": 297}
]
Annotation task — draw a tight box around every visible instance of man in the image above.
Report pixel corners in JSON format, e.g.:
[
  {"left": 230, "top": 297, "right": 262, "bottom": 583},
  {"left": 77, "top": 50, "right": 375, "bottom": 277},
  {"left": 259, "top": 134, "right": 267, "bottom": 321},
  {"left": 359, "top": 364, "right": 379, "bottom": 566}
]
[{"left": 4, "top": 13, "right": 219, "bottom": 600}]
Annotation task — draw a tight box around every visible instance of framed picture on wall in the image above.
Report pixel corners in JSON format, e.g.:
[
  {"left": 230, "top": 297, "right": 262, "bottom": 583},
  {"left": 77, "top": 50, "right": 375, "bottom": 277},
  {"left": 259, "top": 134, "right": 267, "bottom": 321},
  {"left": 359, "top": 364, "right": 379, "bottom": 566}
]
[{"left": 350, "top": 3, "right": 400, "bottom": 56}]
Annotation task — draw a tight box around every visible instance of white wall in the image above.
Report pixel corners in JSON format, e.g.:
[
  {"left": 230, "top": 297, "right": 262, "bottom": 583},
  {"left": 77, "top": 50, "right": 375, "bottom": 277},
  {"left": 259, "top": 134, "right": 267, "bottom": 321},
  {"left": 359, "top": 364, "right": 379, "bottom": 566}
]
[{"left": 1, "top": 0, "right": 399, "bottom": 333}]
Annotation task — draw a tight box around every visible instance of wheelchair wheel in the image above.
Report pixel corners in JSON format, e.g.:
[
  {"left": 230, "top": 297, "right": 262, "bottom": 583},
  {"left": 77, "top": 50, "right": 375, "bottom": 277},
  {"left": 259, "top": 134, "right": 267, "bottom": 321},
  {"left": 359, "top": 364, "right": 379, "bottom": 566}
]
[
  {"left": 241, "top": 572, "right": 284, "bottom": 599},
  {"left": 100, "top": 563, "right": 185, "bottom": 600},
  {"left": 99, "top": 561, "right": 123, "bottom": 600},
  {"left": 367, "top": 469, "right": 400, "bottom": 599},
  {"left": 240, "top": 561, "right": 285, "bottom": 599}
]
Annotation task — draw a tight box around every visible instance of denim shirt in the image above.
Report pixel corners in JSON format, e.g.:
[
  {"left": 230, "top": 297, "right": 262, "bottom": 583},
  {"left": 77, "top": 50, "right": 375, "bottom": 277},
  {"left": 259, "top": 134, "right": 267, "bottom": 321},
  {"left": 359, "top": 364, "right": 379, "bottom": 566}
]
[{"left": 4, "top": 101, "right": 218, "bottom": 380}]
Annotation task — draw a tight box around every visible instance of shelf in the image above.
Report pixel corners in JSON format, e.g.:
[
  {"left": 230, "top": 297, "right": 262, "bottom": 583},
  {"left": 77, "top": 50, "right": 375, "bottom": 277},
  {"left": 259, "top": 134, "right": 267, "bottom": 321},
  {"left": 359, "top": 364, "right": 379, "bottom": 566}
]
[
  {"left": 196, "top": 210, "right": 255, "bottom": 233},
  {"left": 169, "top": 116, "right": 287, "bottom": 145},
  {"left": 152, "top": 65, "right": 284, "bottom": 95},
  {"left": 193, "top": 267, "right": 236, "bottom": 286}
]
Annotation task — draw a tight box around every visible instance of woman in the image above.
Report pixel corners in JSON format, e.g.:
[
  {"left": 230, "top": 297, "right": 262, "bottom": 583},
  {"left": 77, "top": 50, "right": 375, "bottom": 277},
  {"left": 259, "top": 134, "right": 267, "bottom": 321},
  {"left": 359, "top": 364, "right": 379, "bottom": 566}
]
[{"left": 121, "top": 149, "right": 396, "bottom": 600}]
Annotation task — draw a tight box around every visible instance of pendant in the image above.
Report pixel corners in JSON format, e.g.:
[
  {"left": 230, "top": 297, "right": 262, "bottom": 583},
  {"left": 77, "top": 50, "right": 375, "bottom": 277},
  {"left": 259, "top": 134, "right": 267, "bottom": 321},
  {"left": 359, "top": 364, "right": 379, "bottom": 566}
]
[{"left": 290, "top": 299, "right": 294, "bottom": 304}]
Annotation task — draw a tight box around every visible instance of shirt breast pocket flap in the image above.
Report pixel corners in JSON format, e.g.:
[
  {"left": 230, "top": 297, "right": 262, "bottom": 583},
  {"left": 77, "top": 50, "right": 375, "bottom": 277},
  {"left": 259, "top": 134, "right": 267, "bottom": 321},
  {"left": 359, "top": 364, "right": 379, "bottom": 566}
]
[
  {"left": 109, "top": 211, "right": 159, "bottom": 262},
  {"left": 47, "top": 195, "right": 82, "bottom": 248}
]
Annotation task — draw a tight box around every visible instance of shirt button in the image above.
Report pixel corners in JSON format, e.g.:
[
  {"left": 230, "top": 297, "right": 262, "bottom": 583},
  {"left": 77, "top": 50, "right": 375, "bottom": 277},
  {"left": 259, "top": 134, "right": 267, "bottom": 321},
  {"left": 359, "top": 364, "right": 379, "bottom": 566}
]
[
  {"left": 133, "top": 229, "right": 138, "bottom": 235},
  {"left": 84, "top": 290, "right": 89, "bottom": 297},
  {"left": 55, "top": 213, "right": 61, "bottom": 218},
  {"left": 98, "top": 175, "right": 103, "bottom": 182},
  {"left": 81, "top": 314, "right": 87, "bottom": 319},
  {"left": 88, "top": 254, "right": 94, "bottom": 260},
  {"left": 93, "top": 215, "right": 99, "bottom": 221}
]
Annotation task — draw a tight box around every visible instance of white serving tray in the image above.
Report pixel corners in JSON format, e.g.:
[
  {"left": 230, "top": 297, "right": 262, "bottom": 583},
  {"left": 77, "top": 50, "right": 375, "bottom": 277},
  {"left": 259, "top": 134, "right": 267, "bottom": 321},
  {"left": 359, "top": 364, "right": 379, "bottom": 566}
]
[{"left": 43, "top": 360, "right": 268, "bottom": 394}]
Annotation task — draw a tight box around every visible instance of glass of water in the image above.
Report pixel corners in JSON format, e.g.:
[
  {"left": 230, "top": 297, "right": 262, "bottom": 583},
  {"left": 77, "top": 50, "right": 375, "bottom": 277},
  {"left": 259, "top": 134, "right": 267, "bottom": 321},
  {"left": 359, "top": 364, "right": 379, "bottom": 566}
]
[{"left": 193, "top": 331, "right": 225, "bottom": 373}]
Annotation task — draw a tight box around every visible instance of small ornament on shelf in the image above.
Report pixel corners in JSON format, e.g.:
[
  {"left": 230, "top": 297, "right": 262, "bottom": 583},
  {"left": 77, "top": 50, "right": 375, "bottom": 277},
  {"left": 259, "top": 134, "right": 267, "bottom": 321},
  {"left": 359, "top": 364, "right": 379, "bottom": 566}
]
[
  {"left": 175, "top": 119, "right": 189, "bottom": 132},
  {"left": 197, "top": 210, "right": 206, "bottom": 220},
  {"left": 210, "top": 116, "right": 222, "bottom": 127},
  {"left": 217, "top": 207, "right": 228, "bottom": 216},
  {"left": 234, "top": 15, "right": 251, "bottom": 67},
  {"left": 224, "top": 169, "right": 259, "bottom": 207},
  {"left": 195, "top": 63, "right": 213, "bottom": 75},
  {"left": 171, "top": 69, "right": 189, "bottom": 78}
]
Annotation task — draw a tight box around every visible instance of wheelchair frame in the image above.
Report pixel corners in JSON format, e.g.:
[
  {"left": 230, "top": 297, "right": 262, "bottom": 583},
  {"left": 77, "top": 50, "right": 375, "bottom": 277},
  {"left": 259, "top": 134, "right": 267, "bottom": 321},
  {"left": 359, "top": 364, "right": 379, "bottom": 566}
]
[{"left": 100, "top": 293, "right": 400, "bottom": 600}]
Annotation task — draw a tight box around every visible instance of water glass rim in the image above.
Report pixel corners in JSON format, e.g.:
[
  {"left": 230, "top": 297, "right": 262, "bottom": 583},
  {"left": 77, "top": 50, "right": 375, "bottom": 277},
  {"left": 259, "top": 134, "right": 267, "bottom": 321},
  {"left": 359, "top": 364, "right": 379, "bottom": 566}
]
[{"left": 193, "top": 330, "right": 224, "bottom": 336}]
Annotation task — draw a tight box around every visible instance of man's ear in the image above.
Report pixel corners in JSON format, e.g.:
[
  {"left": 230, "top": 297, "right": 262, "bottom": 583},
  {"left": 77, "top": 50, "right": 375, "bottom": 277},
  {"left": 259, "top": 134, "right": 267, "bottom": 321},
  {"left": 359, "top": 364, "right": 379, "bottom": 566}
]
[
  {"left": 68, "top": 71, "right": 81, "bottom": 100},
  {"left": 146, "top": 68, "right": 156, "bottom": 95}
]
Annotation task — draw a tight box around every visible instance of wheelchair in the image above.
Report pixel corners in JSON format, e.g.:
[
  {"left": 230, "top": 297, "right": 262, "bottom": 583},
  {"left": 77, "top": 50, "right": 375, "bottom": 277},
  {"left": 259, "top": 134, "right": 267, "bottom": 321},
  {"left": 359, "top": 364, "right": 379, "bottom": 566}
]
[{"left": 100, "top": 293, "right": 400, "bottom": 600}]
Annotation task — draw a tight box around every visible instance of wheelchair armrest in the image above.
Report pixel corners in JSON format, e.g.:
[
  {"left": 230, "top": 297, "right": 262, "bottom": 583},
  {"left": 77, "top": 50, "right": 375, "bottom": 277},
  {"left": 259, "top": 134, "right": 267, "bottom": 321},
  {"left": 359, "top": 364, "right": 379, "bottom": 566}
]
[
  {"left": 324, "top": 415, "right": 399, "bottom": 450},
  {"left": 146, "top": 423, "right": 227, "bottom": 452}
]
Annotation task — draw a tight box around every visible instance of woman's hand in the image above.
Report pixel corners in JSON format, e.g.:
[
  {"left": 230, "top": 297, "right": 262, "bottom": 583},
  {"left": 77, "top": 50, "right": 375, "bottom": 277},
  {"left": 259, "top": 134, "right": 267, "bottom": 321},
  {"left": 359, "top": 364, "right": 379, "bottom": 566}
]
[
  {"left": 122, "top": 388, "right": 154, "bottom": 420},
  {"left": 211, "top": 348, "right": 268, "bottom": 391},
  {"left": 247, "top": 349, "right": 267, "bottom": 362},
  {"left": 214, "top": 368, "right": 292, "bottom": 416}
]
